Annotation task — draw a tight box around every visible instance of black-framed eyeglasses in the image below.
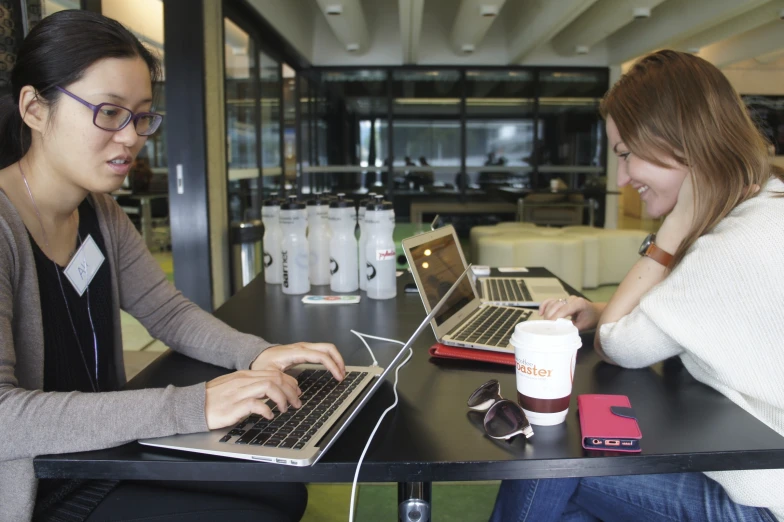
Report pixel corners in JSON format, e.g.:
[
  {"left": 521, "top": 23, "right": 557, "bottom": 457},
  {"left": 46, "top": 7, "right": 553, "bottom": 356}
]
[
  {"left": 55, "top": 86, "right": 163, "bottom": 136},
  {"left": 467, "top": 379, "right": 534, "bottom": 440}
]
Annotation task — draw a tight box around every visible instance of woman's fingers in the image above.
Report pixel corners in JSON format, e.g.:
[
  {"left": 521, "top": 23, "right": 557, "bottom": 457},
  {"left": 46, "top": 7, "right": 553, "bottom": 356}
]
[
  {"left": 206, "top": 369, "right": 303, "bottom": 429},
  {"left": 297, "top": 349, "right": 345, "bottom": 381},
  {"left": 538, "top": 298, "right": 558, "bottom": 317},
  {"left": 239, "top": 377, "right": 301, "bottom": 411},
  {"left": 301, "top": 343, "right": 346, "bottom": 375}
]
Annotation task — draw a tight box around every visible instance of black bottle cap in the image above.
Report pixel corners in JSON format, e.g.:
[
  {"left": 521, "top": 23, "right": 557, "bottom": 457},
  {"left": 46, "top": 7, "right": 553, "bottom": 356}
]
[
  {"left": 329, "top": 192, "right": 353, "bottom": 208},
  {"left": 262, "top": 192, "right": 280, "bottom": 206},
  {"left": 366, "top": 196, "right": 393, "bottom": 211},
  {"left": 306, "top": 193, "right": 329, "bottom": 206},
  {"left": 281, "top": 195, "right": 305, "bottom": 210}
]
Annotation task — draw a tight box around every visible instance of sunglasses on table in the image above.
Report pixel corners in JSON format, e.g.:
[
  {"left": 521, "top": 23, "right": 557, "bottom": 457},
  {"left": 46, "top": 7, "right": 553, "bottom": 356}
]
[
  {"left": 467, "top": 379, "right": 534, "bottom": 440},
  {"left": 55, "top": 86, "right": 164, "bottom": 136}
]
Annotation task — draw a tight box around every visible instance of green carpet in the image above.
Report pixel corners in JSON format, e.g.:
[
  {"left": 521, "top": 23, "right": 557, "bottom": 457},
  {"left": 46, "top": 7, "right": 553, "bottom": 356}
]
[{"left": 302, "top": 482, "right": 500, "bottom": 522}]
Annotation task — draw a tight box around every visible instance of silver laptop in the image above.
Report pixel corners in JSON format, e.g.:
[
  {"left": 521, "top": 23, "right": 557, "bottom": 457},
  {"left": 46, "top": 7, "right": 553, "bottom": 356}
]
[
  {"left": 139, "top": 265, "right": 473, "bottom": 467},
  {"left": 402, "top": 225, "right": 542, "bottom": 355},
  {"left": 478, "top": 276, "right": 569, "bottom": 307}
]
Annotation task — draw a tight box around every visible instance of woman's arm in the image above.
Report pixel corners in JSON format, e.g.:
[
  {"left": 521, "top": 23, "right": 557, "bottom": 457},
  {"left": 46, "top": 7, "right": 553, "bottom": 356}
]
[
  {"left": 595, "top": 176, "right": 695, "bottom": 362},
  {"left": 104, "top": 197, "right": 271, "bottom": 370},
  {"left": 0, "top": 238, "right": 208, "bottom": 461}
]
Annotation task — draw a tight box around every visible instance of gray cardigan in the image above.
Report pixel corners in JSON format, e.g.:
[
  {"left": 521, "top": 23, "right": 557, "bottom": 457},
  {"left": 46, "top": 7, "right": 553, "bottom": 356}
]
[{"left": 0, "top": 191, "right": 273, "bottom": 521}]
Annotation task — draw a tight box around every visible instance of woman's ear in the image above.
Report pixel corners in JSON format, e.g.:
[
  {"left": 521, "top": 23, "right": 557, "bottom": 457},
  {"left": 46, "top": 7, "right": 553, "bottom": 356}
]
[{"left": 18, "top": 85, "right": 48, "bottom": 134}]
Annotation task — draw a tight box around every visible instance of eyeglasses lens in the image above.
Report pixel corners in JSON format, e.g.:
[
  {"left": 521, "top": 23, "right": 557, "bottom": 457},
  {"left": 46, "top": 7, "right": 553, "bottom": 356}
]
[
  {"left": 136, "top": 114, "right": 163, "bottom": 136},
  {"left": 95, "top": 104, "right": 133, "bottom": 131},
  {"left": 484, "top": 399, "right": 529, "bottom": 439},
  {"left": 467, "top": 380, "right": 500, "bottom": 411}
]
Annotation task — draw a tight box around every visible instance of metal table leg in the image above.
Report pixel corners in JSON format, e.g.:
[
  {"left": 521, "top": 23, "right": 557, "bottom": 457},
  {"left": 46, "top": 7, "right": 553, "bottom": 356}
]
[{"left": 398, "top": 482, "right": 432, "bottom": 522}]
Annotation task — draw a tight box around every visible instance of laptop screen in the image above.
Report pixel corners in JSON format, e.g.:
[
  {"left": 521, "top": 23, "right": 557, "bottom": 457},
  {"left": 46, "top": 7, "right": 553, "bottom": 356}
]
[{"left": 409, "top": 233, "right": 475, "bottom": 326}]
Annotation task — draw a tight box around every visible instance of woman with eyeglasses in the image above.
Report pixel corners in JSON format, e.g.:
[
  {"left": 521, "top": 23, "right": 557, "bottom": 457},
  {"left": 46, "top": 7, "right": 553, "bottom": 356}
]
[
  {"left": 491, "top": 50, "right": 784, "bottom": 522},
  {"left": 0, "top": 10, "right": 345, "bottom": 522}
]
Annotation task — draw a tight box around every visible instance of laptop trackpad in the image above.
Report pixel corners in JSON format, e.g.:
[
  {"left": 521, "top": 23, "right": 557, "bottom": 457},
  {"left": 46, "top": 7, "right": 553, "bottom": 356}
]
[{"left": 528, "top": 281, "right": 566, "bottom": 295}]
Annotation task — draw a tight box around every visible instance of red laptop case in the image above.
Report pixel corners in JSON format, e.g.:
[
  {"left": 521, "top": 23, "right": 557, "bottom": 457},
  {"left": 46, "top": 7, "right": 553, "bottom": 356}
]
[
  {"left": 578, "top": 394, "right": 642, "bottom": 453},
  {"left": 428, "top": 343, "right": 515, "bottom": 366}
]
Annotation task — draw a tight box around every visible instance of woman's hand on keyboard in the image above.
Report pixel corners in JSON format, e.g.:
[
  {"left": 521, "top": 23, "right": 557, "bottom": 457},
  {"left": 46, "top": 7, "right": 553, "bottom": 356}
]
[
  {"left": 250, "top": 342, "right": 346, "bottom": 382},
  {"left": 539, "top": 296, "right": 606, "bottom": 331},
  {"left": 204, "top": 370, "right": 302, "bottom": 429}
]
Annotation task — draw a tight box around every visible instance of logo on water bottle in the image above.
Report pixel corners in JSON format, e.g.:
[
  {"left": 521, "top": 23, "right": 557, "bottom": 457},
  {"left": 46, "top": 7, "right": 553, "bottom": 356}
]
[
  {"left": 376, "top": 249, "right": 395, "bottom": 261},
  {"left": 282, "top": 251, "right": 289, "bottom": 287},
  {"left": 263, "top": 252, "right": 273, "bottom": 267},
  {"left": 367, "top": 262, "right": 376, "bottom": 281},
  {"left": 330, "top": 258, "right": 339, "bottom": 275}
]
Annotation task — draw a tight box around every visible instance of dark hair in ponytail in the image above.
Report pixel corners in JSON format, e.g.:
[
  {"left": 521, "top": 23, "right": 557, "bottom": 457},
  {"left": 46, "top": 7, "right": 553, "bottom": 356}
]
[{"left": 0, "top": 10, "right": 160, "bottom": 169}]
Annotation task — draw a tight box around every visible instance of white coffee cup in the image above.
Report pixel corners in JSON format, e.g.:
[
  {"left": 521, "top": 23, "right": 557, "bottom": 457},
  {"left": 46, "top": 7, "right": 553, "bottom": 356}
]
[{"left": 510, "top": 318, "right": 581, "bottom": 426}]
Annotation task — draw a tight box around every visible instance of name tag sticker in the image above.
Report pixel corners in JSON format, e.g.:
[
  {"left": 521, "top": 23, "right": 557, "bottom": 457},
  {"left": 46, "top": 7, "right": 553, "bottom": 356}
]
[{"left": 63, "top": 235, "right": 105, "bottom": 296}]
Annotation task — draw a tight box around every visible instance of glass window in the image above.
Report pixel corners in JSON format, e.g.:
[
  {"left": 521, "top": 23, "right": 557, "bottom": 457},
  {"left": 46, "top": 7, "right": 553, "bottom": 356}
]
[
  {"left": 537, "top": 70, "right": 606, "bottom": 189},
  {"left": 102, "top": 0, "right": 168, "bottom": 186},
  {"left": 224, "top": 17, "right": 258, "bottom": 222},
  {"left": 260, "top": 51, "right": 281, "bottom": 192},
  {"left": 42, "top": 0, "right": 79, "bottom": 17},
  {"left": 465, "top": 70, "right": 536, "bottom": 192},
  {"left": 392, "top": 70, "right": 461, "bottom": 192},
  {"left": 282, "top": 64, "right": 297, "bottom": 192},
  {"left": 100, "top": 0, "right": 171, "bottom": 261},
  {"left": 302, "top": 70, "right": 388, "bottom": 196}
]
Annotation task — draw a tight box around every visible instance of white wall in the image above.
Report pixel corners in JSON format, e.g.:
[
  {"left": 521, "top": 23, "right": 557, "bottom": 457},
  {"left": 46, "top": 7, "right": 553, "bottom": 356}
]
[
  {"left": 722, "top": 56, "right": 784, "bottom": 169},
  {"left": 722, "top": 55, "right": 784, "bottom": 95}
]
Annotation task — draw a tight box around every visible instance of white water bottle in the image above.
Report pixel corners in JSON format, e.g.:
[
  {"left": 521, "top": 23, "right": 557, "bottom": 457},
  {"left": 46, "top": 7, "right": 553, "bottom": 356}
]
[
  {"left": 280, "top": 196, "right": 310, "bottom": 295},
  {"left": 365, "top": 196, "right": 397, "bottom": 300},
  {"left": 329, "top": 194, "right": 358, "bottom": 293},
  {"left": 307, "top": 195, "right": 331, "bottom": 286},
  {"left": 356, "top": 193, "right": 376, "bottom": 291},
  {"left": 261, "top": 194, "right": 282, "bottom": 284}
]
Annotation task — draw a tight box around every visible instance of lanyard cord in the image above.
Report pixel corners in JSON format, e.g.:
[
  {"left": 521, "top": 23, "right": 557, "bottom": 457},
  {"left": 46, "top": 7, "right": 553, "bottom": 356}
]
[{"left": 18, "top": 162, "right": 100, "bottom": 392}]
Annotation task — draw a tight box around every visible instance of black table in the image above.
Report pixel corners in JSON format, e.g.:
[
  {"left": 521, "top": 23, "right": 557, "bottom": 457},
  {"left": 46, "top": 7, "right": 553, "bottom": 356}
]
[{"left": 36, "top": 270, "right": 784, "bottom": 520}]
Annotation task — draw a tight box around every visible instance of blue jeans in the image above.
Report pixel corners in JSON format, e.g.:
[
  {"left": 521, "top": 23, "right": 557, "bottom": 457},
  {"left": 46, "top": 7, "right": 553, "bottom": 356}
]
[{"left": 490, "top": 474, "right": 777, "bottom": 522}]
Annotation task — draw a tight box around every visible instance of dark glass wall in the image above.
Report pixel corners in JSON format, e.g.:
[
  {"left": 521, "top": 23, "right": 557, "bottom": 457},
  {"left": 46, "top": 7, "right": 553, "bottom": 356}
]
[{"left": 297, "top": 66, "right": 609, "bottom": 225}]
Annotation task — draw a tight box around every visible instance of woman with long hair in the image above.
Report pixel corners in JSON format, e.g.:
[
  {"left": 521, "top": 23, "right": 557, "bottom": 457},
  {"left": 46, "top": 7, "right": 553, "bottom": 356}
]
[
  {"left": 491, "top": 50, "right": 784, "bottom": 522},
  {"left": 0, "top": 10, "right": 345, "bottom": 521}
]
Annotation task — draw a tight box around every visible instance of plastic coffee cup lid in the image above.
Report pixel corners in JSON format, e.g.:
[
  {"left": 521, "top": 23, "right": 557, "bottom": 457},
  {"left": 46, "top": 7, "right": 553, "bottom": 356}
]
[{"left": 510, "top": 318, "right": 581, "bottom": 352}]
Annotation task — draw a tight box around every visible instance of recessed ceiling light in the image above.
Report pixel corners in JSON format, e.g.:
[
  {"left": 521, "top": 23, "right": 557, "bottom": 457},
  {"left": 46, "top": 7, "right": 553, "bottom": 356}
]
[
  {"left": 462, "top": 44, "right": 475, "bottom": 54},
  {"left": 346, "top": 43, "right": 360, "bottom": 52},
  {"left": 480, "top": 5, "right": 499, "bottom": 17},
  {"left": 325, "top": 4, "right": 343, "bottom": 15},
  {"left": 575, "top": 45, "right": 589, "bottom": 55}
]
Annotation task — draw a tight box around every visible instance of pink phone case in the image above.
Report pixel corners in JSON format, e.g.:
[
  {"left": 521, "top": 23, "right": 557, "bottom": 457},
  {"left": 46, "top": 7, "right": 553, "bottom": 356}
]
[{"left": 578, "top": 394, "right": 642, "bottom": 452}]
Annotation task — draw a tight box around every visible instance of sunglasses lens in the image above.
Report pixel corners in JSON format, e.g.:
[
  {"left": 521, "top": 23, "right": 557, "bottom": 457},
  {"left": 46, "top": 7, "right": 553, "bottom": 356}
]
[
  {"left": 467, "top": 379, "right": 500, "bottom": 411},
  {"left": 484, "top": 400, "right": 531, "bottom": 439}
]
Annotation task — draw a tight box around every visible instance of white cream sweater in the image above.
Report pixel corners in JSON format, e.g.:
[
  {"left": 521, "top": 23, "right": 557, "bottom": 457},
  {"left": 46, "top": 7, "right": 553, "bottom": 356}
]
[{"left": 601, "top": 178, "right": 784, "bottom": 521}]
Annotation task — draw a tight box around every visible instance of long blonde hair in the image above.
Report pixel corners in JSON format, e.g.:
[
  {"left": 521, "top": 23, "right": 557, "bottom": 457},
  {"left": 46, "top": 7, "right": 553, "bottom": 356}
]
[{"left": 601, "top": 50, "right": 783, "bottom": 268}]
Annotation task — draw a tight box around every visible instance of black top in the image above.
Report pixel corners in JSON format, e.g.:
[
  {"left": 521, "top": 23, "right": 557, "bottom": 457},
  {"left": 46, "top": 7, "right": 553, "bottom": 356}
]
[
  {"left": 30, "top": 199, "right": 119, "bottom": 519},
  {"left": 30, "top": 199, "right": 117, "bottom": 393}
]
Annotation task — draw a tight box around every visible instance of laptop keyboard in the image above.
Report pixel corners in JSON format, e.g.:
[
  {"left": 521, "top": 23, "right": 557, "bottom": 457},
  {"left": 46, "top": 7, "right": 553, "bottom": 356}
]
[
  {"left": 219, "top": 369, "right": 368, "bottom": 450},
  {"left": 450, "top": 306, "right": 533, "bottom": 348},
  {"left": 485, "top": 278, "right": 533, "bottom": 303}
]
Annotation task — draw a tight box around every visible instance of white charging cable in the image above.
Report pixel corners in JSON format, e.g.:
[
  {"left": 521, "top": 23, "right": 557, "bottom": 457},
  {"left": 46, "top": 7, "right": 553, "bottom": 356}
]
[
  {"left": 350, "top": 329, "right": 379, "bottom": 367},
  {"left": 347, "top": 331, "right": 411, "bottom": 522}
]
